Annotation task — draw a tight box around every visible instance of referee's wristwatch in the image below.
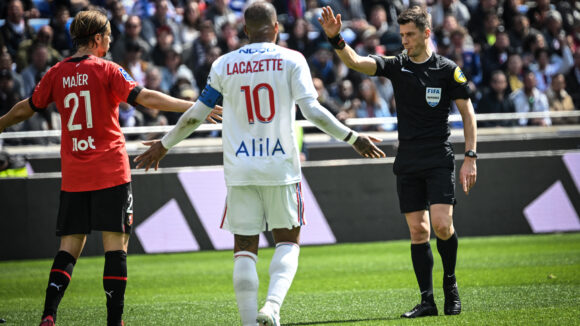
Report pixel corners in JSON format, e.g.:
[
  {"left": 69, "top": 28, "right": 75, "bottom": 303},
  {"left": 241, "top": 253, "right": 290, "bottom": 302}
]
[{"left": 465, "top": 150, "right": 478, "bottom": 158}]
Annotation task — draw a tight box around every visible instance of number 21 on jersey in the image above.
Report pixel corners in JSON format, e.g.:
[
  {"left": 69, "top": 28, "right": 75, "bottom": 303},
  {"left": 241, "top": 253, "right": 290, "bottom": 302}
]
[
  {"left": 242, "top": 83, "right": 275, "bottom": 124},
  {"left": 64, "top": 90, "right": 95, "bottom": 151}
]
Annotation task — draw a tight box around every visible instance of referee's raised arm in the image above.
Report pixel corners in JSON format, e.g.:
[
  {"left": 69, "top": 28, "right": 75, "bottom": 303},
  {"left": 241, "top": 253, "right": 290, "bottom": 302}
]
[{"left": 318, "top": 6, "right": 377, "bottom": 76}]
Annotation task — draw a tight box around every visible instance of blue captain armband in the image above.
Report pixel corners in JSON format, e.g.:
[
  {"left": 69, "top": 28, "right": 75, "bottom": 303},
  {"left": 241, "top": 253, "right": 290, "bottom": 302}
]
[{"left": 199, "top": 84, "right": 222, "bottom": 107}]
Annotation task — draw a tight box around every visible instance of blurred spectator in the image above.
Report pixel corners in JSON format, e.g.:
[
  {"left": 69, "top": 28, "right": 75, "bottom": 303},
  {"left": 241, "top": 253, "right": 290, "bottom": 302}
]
[
  {"left": 312, "top": 77, "right": 340, "bottom": 116},
  {"left": 151, "top": 25, "right": 175, "bottom": 66},
  {"left": 477, "top": 70, "right": 516, "bottom": 127},
  {"left": 354, "top": 78, "right": 396, "bottom": 131},
  {"left": 179, "top": 0, "right": 202, "bottom": 45},
  {"left": 119, "top": 102, "right": 144, "bottom": 129},
  {"left": 531, "top": 46, "right": 573, "bottom": 93},
  {"left": 472, "top": 10, "right": 501, "bottom": 52},
  {"left": 508, "top": 14, "right": 538, "bottom": 55},
  {"left": 509, "top": 69, "right": 551, "bottom": 126},
  {"left": 0, "top": 0, "right": 35, "bottom": 57},
  {"left": 309, "top": 44, "right": 337, "bottom": 86},
  {"left": 111, "top": 15, "right": 151, "bottom": 63},
  {"left": 481, "top": 28, "right": 511, "bottom": 86},
  {"left": 543, "top": 10, "right": 567, "bottom": 56},
  {"left": 565, "top": 48, "right": 580, "bottom": 108},
  {"left": 467, "top": 0, "right": 499, "bottom": 46},
  {"left": 522, "top": 31, "right": 547, "bottom": 67},
  {"left": 205, "top": 0, "right": 237, "bottom": 32},
  {"left": 334, "top": 78, "right": 357, "bottom": 121},
  {"left": 194, "top": 45, "right": 221, "bottom": 90},
  {"left": 160, "top": 45, "right": 195, "bottom": 94},
  {"left": 135, "top": 66, "right": 168, "bottom": 139},
  {"left": 20, "top": 42, "right": 49, "bottom": 96},
  {"left": 0, "top": 51, "right": 24, "bottom": 98},
  {"left": 50, "top": 5, "right": 73, "bottom": 57},
  {"left": 185, "top": 20, "right": 217, "bottom": 73},
  {"left": 527, "top": 0, "right": 552, "bottom": 31},
  {"left": 430, "top": 0, "right": 470, "bottom": 30},
  {"left": 16, "top": 25, "right": 62, "bottom": 72},
  {"left": 546, "top": 73, "right": 578, "bottom": 124},
  {"left": 120, "top": 40, "right": 150, "bottom": 85},
  {"left": 505, "top": 53, "right": 524, "bottom": 93},
  {"left": 141, "top": 0, "right": 180, "bottom": 47},
  {"left": 0, "top": 69, "right": 21, "bottom": 116},
  {"left": 355, "top": 28, "right": 384, "bottom": 56},
  {"left": 109, "top": 0, "right": 127, "bottom": 43},
  {"left": 367, "top": 5, "right": 390, "bottom": 38},
  {"left": 285, "top": 18, "right": 317, "bottom": 59},
  {"left": 217, "top": 21, "right": 241, "bottom": 54}
]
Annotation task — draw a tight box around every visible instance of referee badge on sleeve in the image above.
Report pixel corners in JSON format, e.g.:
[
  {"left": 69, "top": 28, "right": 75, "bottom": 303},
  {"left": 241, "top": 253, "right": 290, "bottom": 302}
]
[
  {"left": 426, "top": 87, "right": 441, "bottom": 107},
  {"left": 454, "top": 67, "right": 467, "bottom": 84}
]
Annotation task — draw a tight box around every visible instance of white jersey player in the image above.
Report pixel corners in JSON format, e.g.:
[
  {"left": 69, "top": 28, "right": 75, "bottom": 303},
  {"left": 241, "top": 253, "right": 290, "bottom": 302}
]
[{"left": 134, "top": 2, "right": 384, "bottom": 325}]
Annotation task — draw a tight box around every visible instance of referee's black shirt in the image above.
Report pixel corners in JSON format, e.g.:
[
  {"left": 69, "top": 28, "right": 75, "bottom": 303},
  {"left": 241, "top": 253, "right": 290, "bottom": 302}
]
[
  {"left": 371, "top": 53, "right": 470, "bottom": 143},
  {"left": 370, "top": 53, "right": 471, "bottom": 173}
]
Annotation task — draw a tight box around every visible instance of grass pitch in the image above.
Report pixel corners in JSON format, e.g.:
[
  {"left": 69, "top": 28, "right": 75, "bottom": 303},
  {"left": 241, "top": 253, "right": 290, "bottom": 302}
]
[{"left": 1, "top": 233, "right": 579, "bottom": 325}]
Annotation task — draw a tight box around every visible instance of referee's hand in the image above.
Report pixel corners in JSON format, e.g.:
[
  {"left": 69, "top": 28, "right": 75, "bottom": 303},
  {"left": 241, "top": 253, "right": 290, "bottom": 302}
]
[
  {"left": 134, "top": 140, "right": 168, "bottom": 171},
  {"left": 460, "top": 158, "right": 477, "bottom": 195},
  {"left": 352, "top": 134, "right": 385, "bottom": 159}
]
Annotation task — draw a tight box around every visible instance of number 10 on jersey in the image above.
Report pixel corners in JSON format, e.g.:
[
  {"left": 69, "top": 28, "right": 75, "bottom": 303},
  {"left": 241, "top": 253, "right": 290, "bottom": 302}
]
[{"left": 241, "top": 83, "right": 276, "bottom": 124}]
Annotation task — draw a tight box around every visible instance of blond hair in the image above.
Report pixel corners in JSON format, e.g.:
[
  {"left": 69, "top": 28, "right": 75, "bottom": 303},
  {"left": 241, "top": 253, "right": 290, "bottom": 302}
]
[{"left": 69, "top": 9, "right": 109, "bottom": 49}]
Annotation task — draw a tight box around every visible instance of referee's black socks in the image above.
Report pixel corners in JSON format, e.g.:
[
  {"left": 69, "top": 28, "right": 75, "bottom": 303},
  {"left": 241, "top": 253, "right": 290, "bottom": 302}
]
[
  {"left": 103, "top": 250, "right": 127, "bottom": 326},
  {"left": 411, "top": 242, "right": 435, "bottom": 304},
  {"left": 437, "top": 232, "right": 458, "bottom": 286},
  {"left": 42, "top": 250, "right": 77, "bottom": 320}
]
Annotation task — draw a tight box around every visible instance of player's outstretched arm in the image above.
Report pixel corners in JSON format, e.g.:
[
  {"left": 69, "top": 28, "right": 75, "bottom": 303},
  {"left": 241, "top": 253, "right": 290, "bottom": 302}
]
[
  {"left": 133, "top": 100, "right": 214, "bottom": 171},
  {"left": 351, "top": 134, "right": 385, "bottom": 158},
  {"left": 135, "top": 88, "right": 222, "bottom": 123},
  {"left": 318, "top": 6, "right": 377, "bottom": 76},
  {"left": 0, "top": 99, "right": 35, "bottom": 133}
]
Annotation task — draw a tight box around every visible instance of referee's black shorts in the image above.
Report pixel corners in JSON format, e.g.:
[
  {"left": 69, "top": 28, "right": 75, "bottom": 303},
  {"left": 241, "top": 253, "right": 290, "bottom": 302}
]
[
  {"left": 396, "top": 167, "right": 456, "bottom": 213},
  {"left": 56, "top": 182, "right": 134, "bottom": 236}
]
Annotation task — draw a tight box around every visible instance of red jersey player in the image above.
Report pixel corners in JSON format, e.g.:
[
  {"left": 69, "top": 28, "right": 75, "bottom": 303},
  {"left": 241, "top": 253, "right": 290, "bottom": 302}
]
[{"left": 0, "top": 9, "right": 220, "bottom": 326}]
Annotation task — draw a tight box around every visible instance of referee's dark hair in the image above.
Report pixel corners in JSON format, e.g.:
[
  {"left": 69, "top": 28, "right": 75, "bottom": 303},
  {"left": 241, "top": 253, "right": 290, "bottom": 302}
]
[
  {"left": 69, "top": 9, "right": 110, "bottom": 49},
  {"left": 397, "top": 6, "right": 431, "bottom": 31}
]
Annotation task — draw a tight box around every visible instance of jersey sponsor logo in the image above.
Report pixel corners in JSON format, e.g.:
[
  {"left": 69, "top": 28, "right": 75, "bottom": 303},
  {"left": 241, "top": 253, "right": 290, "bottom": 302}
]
[
  {"left": 238, "top": 47, "right": 276, "bottom": 54},
  {"left": 454, "top": 67, "right": 467, "bottom": 84},
  {"left": 236, "top": 137, "right": 285, "bottom": 157},
  {"left": 426, "top": 87, "right": 441, "bottom": 107},
  {"left": 119, "top": 68, "right": 135, "bottom": 81},
  {"left": 72, "top": 136, "right": 96, "bottom": 151}
]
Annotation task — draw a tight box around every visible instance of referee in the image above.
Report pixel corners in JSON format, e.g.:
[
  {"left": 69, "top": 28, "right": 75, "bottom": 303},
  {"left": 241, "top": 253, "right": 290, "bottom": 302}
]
[{"left": 319, "top": 5, "right": 477, "bottom": 318}]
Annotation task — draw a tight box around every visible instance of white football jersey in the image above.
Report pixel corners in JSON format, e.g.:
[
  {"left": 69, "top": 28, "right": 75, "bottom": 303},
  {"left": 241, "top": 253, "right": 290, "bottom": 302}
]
[{"left": 207, "top": 42, "right": 318, "bottom": 186}]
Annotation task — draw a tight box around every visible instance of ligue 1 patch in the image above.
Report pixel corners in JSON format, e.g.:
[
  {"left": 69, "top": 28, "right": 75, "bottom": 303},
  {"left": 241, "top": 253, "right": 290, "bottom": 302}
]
[
  {"left": 426, "top": 87, "right": 441, "bottom": 107},
  {"left": 119, "top": 68, "right": 135, "bottom": 82},
  {"left": 454, "top": 66, "right": 467, "bottom": 84}
]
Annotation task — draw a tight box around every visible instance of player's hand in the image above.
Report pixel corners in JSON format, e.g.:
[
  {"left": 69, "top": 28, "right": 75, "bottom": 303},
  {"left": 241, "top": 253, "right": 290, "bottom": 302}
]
[
  {"left": 352, "top": 134, "right": 385, "bottom": 158},
  {"left": 460, "top": 157, "right": 477, "bottom": 195},
  {"left": 318, "top": 6, "right": 342, "bottom": 38},
  {"left": 206, "top": 105, "right": 223, "bottom": 124},
  {"left": 134, "top": 140, "right": 168, "bottom": 171}
]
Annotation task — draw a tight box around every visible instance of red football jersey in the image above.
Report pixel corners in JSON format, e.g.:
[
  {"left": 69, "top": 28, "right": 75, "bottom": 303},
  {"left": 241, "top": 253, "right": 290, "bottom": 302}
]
[{"left": 30, "top": 55, "right": 139, "bottom": 192}]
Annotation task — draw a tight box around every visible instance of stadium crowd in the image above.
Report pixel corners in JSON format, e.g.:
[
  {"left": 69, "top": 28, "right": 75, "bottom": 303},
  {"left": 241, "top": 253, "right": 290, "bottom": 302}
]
[{"left": 1, "top": 0, "right": 580, "bottom": 145}]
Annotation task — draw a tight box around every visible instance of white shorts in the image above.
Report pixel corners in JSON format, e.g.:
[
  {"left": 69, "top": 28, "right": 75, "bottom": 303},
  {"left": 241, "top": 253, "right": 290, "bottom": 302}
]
[{"left": 220, "top": 182, "right": 306, "bottom": 235}]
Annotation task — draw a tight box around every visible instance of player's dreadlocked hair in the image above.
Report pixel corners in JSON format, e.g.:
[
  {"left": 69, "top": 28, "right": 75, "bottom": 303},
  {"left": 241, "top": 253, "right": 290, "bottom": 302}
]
[
  {"left": 69, "top": 9, "right": 110, "bottom": 49},
  {"left": 397, "top": 6, "right": 431, "bottom": 31}
]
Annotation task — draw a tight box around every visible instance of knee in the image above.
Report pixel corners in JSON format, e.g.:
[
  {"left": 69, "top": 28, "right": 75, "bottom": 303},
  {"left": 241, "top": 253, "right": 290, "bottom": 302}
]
[
  {"left": 433, "top": 222, "right": 454, "bottom": 240},
  {"left": 408, "top": 223, "right": 430, "bottom": 242}
]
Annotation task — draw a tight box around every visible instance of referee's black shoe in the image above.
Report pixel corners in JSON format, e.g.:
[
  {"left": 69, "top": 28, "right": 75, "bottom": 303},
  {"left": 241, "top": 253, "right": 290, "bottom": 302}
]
[
  {"left": 443, "top": 282, "right": 462, "bottom": 315},
  {"left": 400, "top": 301, "right": 438, "bottom": 318}
]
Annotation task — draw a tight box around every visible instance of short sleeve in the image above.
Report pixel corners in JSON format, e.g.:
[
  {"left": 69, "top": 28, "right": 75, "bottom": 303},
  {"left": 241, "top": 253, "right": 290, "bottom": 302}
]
[
  {"left": 448, "top": 65, "right": 470, "bottom": 100},
  {"left": 108, "top": 62, "right": 139, "bottom": 103},
  {"left": 370, "top": 55, "right": 398, "bottom": 79},
  {"left": 30, "top": 65, "right": 56, "bottom": 111},
  {"left": 291, "top": 54, "right": 318, "bottom": 102}
]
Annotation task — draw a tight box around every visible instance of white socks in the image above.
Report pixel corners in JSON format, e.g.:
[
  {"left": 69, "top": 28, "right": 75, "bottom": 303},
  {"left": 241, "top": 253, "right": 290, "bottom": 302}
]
[
  {"left": 233, "top": 251, "right": 259, "bottom": 326},
  {"left": 265, "top": 242, "right": 300, "bottom": 315}
]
